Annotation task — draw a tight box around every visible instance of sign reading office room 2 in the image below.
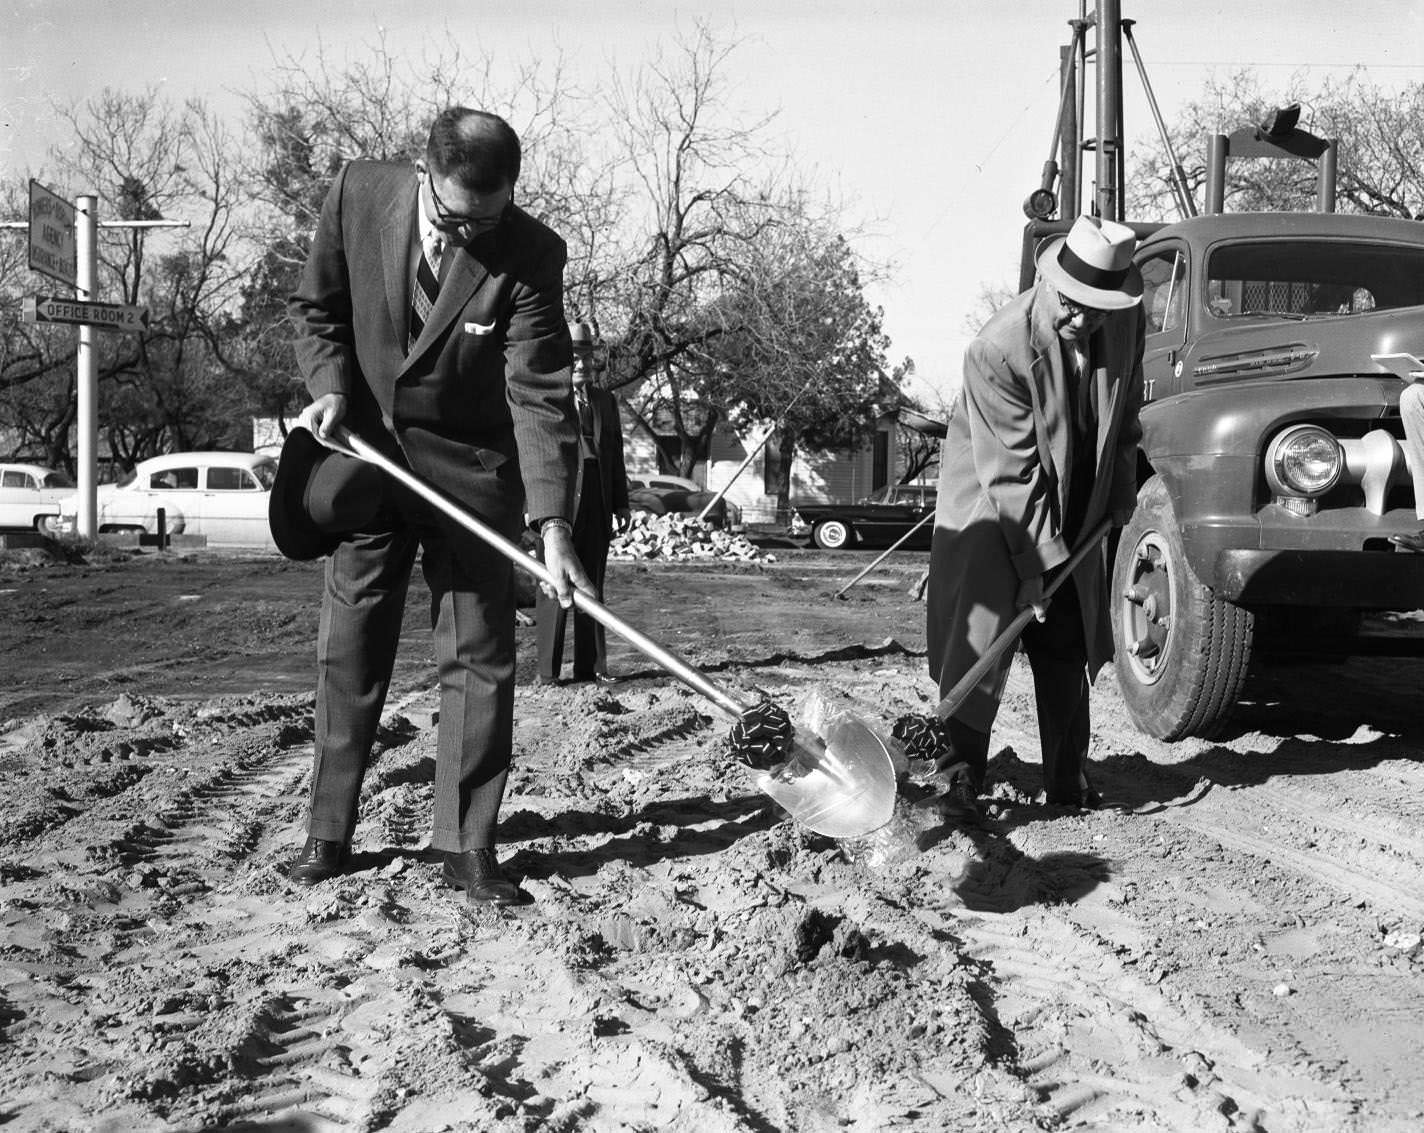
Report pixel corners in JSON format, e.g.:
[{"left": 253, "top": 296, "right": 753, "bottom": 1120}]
[
  {"left": 28, "top": 180, "right": 76, "bottom": 286},
  {"left": 23, "top": 295, "right": 149, "bottom": 333}
]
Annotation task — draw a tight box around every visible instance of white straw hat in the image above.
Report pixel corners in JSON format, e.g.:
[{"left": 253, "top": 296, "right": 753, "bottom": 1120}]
[{"left": 1036, "top": 215, "right": 1143, "bottom": 310}]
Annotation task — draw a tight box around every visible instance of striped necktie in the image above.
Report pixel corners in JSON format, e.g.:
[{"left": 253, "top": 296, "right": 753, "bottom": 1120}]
[{"left": 408, "top": 231, "right": 443, "bottom": 351}]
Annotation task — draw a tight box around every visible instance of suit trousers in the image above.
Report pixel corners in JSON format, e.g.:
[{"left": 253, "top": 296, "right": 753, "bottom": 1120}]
[
  {"left": 536, "top": 458, "right": 610, "bottom": 679},
  {"left": 938, "top": 576, "right": 1090, "bottom": 796},
  {"left": 307, "top": 491, "right": 516, "bottom": 853}
]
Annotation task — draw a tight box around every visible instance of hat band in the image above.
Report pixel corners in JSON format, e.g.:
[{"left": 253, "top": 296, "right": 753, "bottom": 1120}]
[{"left": 1058, "top": 244, "right": 1130, "bottom": 292}]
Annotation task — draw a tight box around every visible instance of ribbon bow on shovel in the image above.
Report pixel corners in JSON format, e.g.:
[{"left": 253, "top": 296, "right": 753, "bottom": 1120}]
[
  {"left": 913, "top": 519, "right": 1112, "bottom": 807},
  {"left": 306, "top": 425, "right": 898, "bottom": 840}
]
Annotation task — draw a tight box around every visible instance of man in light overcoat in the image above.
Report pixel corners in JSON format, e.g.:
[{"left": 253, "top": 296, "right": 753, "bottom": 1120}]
[{"left": 914, "top": 215, "right": 1146, "bottom": 813}]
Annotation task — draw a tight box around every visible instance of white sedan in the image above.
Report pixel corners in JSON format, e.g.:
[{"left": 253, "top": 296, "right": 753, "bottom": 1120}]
[
  {"left": 0, "top": 463, "right": 74, "bottom": 533},
  {"left": 57, "top": 452, "right": 279, "bottom": 548}
]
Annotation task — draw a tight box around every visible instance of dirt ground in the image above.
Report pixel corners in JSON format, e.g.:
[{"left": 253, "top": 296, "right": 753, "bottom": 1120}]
[{"left": 1, "top": 542, "right": 1423, "bottom": 1132}]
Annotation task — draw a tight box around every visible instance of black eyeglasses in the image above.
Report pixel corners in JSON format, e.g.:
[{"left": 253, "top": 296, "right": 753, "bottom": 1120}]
[
  {"left": 421, "top": 168, "right": 510, "bottom": 233},
  {"left": 1057, "top": 292, "right": 1109, "bottom": 319}
]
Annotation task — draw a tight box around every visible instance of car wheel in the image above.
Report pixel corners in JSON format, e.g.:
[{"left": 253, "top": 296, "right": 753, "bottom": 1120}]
[
  {"left": 812, "top": 519, "right": 855, "bottom": 550},
  {"left": 34, "top": 515, "right": 61, "bottom": 536},
  {"left": 1111, "top": 475, "right": 1253, "bottom": 740}
]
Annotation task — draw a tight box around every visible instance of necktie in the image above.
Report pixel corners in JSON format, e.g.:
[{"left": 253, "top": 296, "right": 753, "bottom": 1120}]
[
  {"left": 576, "top": 388, "right": 595, "bottom": 439},
  {"left": 408, "top": 231, "right": 443, "bottom": 351}
]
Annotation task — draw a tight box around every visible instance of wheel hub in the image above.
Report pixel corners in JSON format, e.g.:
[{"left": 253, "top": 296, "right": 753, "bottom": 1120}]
[{"left": 1120, "top": 532, "right": 1174, "bottom": 685}]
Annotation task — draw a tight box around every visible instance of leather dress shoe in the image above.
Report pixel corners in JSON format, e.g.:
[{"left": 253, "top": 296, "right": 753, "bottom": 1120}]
[
  {"left": 1389, "top": 529, "right": 1424, "bottom": 553},
  {"left": 1045, "top": 772, "right": 1103, "bottom": 810},
  {"left": 441, "top": 849, "right": 531, "bottom": 906},
  {"left": 287, "top": 837, "right": 350, "bottom": 886},
  {"left": 573, "top": 671, "right": 618, "bottom": 686}
]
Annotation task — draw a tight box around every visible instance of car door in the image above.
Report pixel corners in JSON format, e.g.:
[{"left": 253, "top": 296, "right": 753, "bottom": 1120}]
[
  {"left": 117, "top": 464, "right": 200, "bottom": 532},
  {"left": 0, "top": 468, "right": 32, "bottom": 527},
  {"left": 1136, "top": 244, "right": 1190, "bottom": 406},
  {"left": 200, "top": 463, "right": 274, "bottom": 546}
]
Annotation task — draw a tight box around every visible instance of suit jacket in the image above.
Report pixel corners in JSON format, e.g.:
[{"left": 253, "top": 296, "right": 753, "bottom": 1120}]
[
  {"left": 929, "top": 279, "right": 1144, "bottom": 691},
  {"left": 575, "top": 384, "right": 630, "bottom": 529},
  {"left": 289, "top": 160, "right": 579, "bottom": 532}
]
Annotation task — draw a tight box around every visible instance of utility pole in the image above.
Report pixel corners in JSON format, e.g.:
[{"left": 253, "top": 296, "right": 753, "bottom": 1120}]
[{"left": 3, "top": 182, "right": 188, "bottom": 537}]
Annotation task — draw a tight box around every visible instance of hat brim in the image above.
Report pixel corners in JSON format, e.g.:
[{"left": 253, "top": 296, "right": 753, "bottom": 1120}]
[
  {"left": 1036, "top": 236, "right": 1143, "bottom": 310},
  {"left": 268, "top": 428, "right": 340, "bottom": 561}
]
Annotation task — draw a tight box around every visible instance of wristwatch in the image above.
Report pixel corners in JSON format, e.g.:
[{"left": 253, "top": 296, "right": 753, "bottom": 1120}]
[{"left": 538, "top": 516, "right": 573, "bottom": 536}]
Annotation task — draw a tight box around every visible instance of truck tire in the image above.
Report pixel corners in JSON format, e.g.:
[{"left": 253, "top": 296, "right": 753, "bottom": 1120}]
[
  {"left": 1111, "top": 475, "right": 1253, "bottom": 740},
  {"left": 813, "top": 519, "right": 855, "bottom": 550}
]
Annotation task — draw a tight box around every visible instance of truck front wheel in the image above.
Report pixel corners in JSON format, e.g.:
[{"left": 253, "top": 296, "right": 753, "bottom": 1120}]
[{"left": 1110, "top": 476, "right": 1253, "bottom": 740}]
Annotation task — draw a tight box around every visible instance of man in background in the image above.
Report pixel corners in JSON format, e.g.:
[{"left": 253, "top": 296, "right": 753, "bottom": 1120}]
[{"left": 537, "top": 322, "right": 629, "bottom": 684}]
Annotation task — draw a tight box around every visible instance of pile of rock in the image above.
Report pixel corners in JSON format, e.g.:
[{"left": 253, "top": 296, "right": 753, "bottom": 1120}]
[{"left": 610, "top": 511, "right": 770, "bottom": 563}]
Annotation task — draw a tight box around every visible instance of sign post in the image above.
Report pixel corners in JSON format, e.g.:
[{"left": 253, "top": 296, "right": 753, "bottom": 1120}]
[
  {"left": 4, "top": 187, "right": 187, "bottom": 539},
  {"left": 76, "top": 196, "right": 98, "bottom": 539}
]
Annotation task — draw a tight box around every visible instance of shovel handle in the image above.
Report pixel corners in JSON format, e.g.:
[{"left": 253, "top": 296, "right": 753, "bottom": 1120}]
[
  {"left": 320, "top": 426, "right": 751, "bottom": 722},
  {"left": 934, "top": 519, "right": 1112, "bottom": 721}
]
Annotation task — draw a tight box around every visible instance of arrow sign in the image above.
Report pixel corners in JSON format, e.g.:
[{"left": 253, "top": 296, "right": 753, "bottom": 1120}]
[{"left": 23, "top": 295, "right": 149, "bottom": 334}]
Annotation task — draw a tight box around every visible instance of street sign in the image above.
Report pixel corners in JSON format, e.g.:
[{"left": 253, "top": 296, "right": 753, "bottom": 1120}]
[
  {"left": 23, "top": 294, "right": 149, "bottom": 334},
  {"left": 27, "top": 180, "right": 76, "bottom": 287}
]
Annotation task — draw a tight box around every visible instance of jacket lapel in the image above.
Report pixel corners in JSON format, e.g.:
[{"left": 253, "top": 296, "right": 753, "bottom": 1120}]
[
  {"left": 380, "top": 179, "right": 418, "bottom": 348},
  {"left": 401, "top": 246, "right": 492, "bottom": 370},
  {"left": 1028, "top": 288, "right": 1071, "bottom": 510}
]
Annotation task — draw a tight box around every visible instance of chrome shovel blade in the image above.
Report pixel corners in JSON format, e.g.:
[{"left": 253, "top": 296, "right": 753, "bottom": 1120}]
[{"left": 752, "top": 716, "right": 898, "bottom": 839}]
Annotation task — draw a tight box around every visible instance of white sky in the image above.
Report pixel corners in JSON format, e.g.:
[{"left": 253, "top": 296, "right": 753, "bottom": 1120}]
[{"left": 4, "top": 0, "right": 1422, "bottom": 404}]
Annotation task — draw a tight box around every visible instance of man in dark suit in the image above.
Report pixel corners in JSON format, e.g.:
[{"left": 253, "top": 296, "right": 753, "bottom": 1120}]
[
  {"left": 903, "top": 215, "right": 1145, "bottom": 816},
  {"left": 284, "top": 107, "right": 591, "bottom": 904},
  {"left": 536, "top": 322, "right": 629, "bottom": 684}
]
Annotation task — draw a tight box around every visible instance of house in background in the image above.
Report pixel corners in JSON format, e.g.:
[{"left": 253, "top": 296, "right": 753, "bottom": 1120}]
[{"left": 621, "top": 404, "right": 944, "bottom": 526}]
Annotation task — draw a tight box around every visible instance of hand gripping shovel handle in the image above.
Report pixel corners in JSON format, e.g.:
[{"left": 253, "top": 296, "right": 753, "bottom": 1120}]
[
  {"left": 934, "top": 519, "right": 1112, "bottom": 721},
  {"left": 320, "top": 426, "right": 750, "bottom": 723}
]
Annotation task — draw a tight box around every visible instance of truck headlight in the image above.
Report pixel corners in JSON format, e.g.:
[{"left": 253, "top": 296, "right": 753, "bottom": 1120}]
[{"left": 1265, "top": 424, "right": 1342, "bottom": 498}]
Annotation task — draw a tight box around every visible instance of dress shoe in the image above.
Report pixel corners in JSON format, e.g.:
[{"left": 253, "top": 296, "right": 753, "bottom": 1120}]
[
  {"left": 1045, "top": 771, "right": 1103, "bottom": 810},
  {"left": 441, "top": 849, "right": 531, "bottom": 906},
  {"left": 1389, "top": 529, "right": 1424, "bottom": 553},
  {"left": 287, "top": 837, "right": 350, "bottom": 886},
  {"left": 573, "top": 670, "right": 618, "bottom": 686}
]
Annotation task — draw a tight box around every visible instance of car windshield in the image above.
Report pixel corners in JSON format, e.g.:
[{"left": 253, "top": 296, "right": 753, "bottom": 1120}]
[
  {"left": 1206, "top": 240, "right": 1424, "bottom": 320},
  {"left": 115, "top": 468, "right": 138, "bottom": 488},
  {"left": 252, "top": 459, "right": 278, "bottom": 490},
  {"left": 41, "top": 471, "right": 74, "bottom": 488}
]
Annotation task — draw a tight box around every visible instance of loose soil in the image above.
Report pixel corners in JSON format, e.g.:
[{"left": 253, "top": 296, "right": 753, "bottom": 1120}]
[{"left": 1, "top": 544, "right": 1422, "bottom": 1131}]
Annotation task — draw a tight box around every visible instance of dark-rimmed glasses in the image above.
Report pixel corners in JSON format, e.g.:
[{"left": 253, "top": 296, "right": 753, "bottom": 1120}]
[
  {"left": 1057, "top": 292, "right": 1110, "bottom": 320},
  {"left": 420, "top": 167, "right": 510, "bottom": 235}
]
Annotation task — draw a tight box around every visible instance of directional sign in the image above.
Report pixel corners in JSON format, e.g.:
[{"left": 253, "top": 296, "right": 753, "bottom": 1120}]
[
  {"left": 27, "top": 181, "right": 76, "bottom": 287},
  {"left": 23, "top": 295, "right": 149, "bottom": 334}
]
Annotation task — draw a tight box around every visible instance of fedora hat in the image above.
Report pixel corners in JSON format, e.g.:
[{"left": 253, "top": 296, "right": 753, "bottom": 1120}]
[
  {"left": 1036, "top": 215, "right": 1143, "bottom": 310},
  {"left": 570, "top": 320, "right": 596, "bottom": 353},
  {"left": 268, "top": 428, "right": 386, "bottom": 561}
]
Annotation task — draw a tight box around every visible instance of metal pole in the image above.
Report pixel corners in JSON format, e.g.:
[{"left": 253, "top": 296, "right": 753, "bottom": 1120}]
[
  {"left": 1060, "top": 37, "right": 1082, "bottom": 218},
  {"left": 1095, "top": 0, "right": 1123, "bottom": 221},
  {"left": 75, "top": 195, "right": 98, "bottom": 540},
  {"left": 1122, "top": 20, "right": 1197, "bottom": 219},
  {"left": 832, "top": 509, "right": 935, "bottom": 600},
  {"left": 1318, "top": 139, "right": 1338, "bottom": 213},
  {"left": 1206, "top": 134, "right": 1228, "bottom": 214},
  {"left": 696, "top": 423, "right": 774, "bottom": 524}
]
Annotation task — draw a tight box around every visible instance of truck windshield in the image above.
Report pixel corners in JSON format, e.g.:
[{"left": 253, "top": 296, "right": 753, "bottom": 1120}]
[{"left": 1206, "top": 240, "right": 1424, "bottom": 320}]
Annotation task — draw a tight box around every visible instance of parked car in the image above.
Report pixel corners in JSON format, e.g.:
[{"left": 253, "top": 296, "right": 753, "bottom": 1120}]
[
  {"left": 0, "top": 463, "right": 74, "bottom": 533},
  {"left": 626, "top": 474, "right": 742, "bottom": 529},
  {"left": 56, "top": 451, "right": 279, "bottom": 548},
  {"left": 789, "top": 484, "right": 937, "bottom": 550},
  {"left": 1098, "top": 211, "right": 1424, "bottom": 740}
]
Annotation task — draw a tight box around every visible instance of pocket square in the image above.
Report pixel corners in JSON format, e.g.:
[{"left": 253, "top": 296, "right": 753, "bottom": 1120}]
[{"left": 465, "top": 321, "right": 496, "bottom": 336}]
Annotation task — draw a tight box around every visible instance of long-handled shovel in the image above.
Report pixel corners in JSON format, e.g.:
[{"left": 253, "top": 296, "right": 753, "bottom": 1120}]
[
  {"left": 916, "top": 518, "right": 1112, "bottom": 803},
  {"left": 313, "top": 426, "right": 898, "bottom": 839}
]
